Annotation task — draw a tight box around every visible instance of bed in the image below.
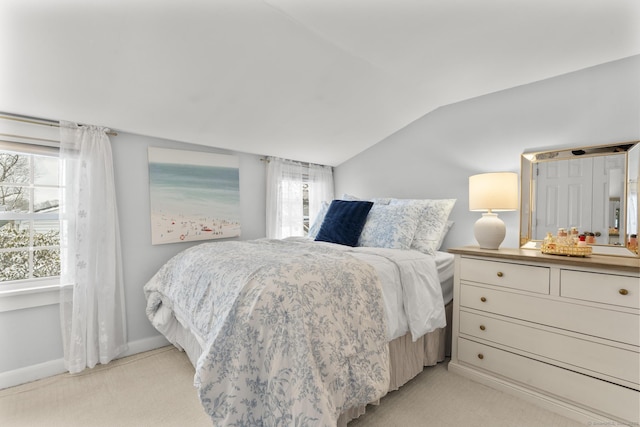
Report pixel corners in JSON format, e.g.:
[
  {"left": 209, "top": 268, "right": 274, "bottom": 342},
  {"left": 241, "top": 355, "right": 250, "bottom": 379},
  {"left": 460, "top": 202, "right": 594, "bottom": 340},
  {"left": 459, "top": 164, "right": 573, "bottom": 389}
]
[{"left": 144, "top": 197, "right": 456, "bottom": 426}]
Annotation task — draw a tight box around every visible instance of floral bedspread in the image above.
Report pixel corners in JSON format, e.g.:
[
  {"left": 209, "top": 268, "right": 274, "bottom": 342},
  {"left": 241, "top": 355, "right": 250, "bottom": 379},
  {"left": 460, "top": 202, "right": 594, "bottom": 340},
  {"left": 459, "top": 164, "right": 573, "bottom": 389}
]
[{"left": 144, "top": 239, "right": 390, "bottom": 426}]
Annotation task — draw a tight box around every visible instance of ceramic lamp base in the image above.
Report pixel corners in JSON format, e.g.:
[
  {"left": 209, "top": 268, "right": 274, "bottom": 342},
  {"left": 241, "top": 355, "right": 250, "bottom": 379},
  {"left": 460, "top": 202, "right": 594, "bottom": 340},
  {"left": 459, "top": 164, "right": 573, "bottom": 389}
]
[{"left": 474, "top": 212, "right": 506, "bottom": 249}]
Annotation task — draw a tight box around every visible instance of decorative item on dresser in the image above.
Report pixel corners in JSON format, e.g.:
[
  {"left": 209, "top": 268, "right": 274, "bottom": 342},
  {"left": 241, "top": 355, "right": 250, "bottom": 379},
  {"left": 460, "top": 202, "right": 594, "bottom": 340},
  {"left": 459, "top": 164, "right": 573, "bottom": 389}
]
[{"left": 448, "top": 246, "right": 640, "bottom": 426}]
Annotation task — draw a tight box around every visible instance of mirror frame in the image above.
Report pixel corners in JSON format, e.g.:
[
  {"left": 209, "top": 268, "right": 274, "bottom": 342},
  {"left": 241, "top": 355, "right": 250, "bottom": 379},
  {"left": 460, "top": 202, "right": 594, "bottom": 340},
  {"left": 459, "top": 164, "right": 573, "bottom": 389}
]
[{"left": 520, "top": 141, "right": 640, "bottom": 258}]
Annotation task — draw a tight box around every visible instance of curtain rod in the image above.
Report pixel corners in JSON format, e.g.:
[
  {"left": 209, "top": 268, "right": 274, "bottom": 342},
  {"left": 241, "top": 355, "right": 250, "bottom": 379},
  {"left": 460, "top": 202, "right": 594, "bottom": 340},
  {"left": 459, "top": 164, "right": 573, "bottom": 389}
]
[
  {"left": 0, "top": 113, "right": 118, "bottom": 137},
  {"left": 260, "top": 157, "right": 321, "bottom": 168},
  {"left": 0, "top": 133, "right": 59, "bottom": 144},
  {"left": 261, "top": 157, "right": 313, "bottom": 168}
]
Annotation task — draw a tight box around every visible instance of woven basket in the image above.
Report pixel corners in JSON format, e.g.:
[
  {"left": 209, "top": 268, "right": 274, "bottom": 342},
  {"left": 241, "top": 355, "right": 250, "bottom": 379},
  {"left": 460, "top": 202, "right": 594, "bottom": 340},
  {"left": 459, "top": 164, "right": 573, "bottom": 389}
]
[{"left": 541, "top": 243, "right": 592, "bottom": 257}]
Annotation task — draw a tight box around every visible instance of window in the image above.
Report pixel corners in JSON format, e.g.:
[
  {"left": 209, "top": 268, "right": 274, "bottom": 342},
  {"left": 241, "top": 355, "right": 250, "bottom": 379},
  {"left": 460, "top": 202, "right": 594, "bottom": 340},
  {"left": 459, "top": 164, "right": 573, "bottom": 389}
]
[
  {"left": 303, "top": 181, "right": 310, "bottom": 234},
  {"left": 266, "top": 157, "right": 334, "bottom": 239},
  {"left": 0, "top": 144, "right": 60, "bottom": 288},
  {"left": 279, "top": 177, "right": 311, "bottom": 237}
]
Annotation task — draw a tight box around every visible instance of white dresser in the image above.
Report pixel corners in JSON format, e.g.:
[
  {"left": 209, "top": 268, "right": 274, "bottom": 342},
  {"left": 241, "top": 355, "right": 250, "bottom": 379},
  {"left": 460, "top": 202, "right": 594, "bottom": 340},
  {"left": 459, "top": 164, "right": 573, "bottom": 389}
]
[{"left": 448, "top": 247, "right": 640, "bottom": 426}]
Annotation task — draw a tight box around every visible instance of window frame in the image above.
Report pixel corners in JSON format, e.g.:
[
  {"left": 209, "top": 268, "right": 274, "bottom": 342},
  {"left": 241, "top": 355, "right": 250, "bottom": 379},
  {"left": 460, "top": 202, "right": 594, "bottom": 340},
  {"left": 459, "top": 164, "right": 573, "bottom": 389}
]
[{"left": 0, "top": 122, "right": 62, "bottom": 312}]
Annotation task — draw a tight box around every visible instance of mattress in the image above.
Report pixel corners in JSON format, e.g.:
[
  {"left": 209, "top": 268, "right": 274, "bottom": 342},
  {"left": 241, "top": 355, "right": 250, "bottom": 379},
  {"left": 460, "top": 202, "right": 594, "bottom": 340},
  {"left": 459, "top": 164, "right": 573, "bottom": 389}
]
[{"left": 435, "top": 250, "right": 454, "bottom": 305}]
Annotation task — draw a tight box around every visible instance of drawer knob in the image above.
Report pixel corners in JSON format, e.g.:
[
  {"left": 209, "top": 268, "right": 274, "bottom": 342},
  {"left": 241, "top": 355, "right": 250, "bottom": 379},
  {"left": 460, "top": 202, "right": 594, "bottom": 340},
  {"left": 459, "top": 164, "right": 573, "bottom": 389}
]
[
  {"left": 496, "top": 271, "right": 504, "bottom": 278},
  {"left": 480, "top": 297, "right": 487, "bottom": 302},
  {"left": 619, "top": 289, "right": 629, "bottom": 296},
  {"left": 479, "top": 325, "right": 486, "bottom": 331},
  {"left": 477, "top": 353, "right": 484, "bottom": 360}
]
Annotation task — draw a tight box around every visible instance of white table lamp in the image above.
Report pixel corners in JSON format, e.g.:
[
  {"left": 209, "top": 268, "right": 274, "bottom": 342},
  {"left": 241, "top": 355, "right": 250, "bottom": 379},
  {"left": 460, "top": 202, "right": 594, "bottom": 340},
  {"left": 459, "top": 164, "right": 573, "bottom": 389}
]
[{"left": 469, "top": 172, "right": 518, "bottom": 249}]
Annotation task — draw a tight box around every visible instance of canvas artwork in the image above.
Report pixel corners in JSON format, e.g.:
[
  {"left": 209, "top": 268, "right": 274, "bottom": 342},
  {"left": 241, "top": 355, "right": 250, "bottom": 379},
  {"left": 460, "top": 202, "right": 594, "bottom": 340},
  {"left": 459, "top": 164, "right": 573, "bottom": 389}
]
[{"left": 148, "top": 147, "right": 241, "bottom": 245}]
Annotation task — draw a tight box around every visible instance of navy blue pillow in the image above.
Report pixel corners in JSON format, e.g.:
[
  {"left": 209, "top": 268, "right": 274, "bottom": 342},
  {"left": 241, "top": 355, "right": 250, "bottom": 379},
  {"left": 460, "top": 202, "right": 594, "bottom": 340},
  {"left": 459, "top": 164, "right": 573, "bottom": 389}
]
[{"left": 314, "top": 200, "right": 374, "bottom": 247}]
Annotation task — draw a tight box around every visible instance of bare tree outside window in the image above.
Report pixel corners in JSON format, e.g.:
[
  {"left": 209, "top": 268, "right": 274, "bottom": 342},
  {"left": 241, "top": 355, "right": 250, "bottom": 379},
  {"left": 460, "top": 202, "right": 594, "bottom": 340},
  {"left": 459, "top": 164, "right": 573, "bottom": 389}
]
[
  {"left": 0, "top": 151, "right": 60, "bottom": 282},
  {"left": 0, "top": 153, "right": 29, "bottom": 211}
]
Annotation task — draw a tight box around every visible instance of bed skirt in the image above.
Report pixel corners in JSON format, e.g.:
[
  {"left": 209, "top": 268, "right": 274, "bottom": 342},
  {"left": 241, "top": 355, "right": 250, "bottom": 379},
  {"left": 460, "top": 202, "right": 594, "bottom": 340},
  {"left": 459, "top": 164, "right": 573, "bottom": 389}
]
[
  {"left": 337, "top": 301, "right": 453, "bottom": 426},
  {"left": 172, "top": 301, "right": 452, "bottom": 426}
]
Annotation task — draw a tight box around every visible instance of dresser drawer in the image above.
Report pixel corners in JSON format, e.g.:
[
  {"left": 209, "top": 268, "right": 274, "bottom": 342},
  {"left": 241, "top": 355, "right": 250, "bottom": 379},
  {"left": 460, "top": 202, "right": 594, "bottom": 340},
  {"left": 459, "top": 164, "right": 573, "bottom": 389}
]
[
  {"left": 460, "top": 284, "right": 640, "bottom": 346},
  {"left": 460, "top": 258, "right": 549, "bottom": 294},
  {"left": 457, "top": 338, "right": 640, "bottom": 424},
  {"left": 561, "top": 270, "right": 640, "bottom": 309},
  {"left": 459, "top": 310, "right": 640, "bottom": 386}
]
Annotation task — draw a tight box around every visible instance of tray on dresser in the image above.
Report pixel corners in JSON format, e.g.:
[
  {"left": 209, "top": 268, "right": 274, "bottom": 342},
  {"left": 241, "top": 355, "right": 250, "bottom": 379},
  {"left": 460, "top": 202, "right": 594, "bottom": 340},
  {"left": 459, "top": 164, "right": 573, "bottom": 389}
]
[{"left": 541, "top": 244, "right": 592, "bottom": 257}]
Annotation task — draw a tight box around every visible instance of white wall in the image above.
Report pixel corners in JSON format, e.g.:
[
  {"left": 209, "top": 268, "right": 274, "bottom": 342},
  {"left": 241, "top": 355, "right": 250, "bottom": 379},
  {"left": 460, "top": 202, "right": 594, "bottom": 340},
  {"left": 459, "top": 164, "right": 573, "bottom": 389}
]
[
  {"left": 334, "top": 55, "right": 640, "bottom": 251},
  {"left": 112, "top": 133, "right": 266, "bottom": 345},
  {"left": 0, "top": 131, "right": 266, "bottom": 385}
]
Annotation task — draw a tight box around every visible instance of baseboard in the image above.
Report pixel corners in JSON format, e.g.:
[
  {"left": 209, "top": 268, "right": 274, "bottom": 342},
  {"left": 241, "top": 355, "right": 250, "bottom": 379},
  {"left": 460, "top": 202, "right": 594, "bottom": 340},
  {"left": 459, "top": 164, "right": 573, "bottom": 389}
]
[
  {"left": 0, "top": 358, "right": 66, "bottom": 390},
  {"left": 120, "top": 335, "right": 170, "bottom": 358},
  {"left": 0, "top": 334, "right": 170, "bottom": 390}
]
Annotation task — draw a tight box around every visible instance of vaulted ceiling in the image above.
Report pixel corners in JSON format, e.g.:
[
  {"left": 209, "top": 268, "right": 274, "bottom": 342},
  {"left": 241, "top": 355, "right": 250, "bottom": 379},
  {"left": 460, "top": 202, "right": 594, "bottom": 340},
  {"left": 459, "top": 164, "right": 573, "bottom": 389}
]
[{"left": 1, "top": 0, "right": 639, "bottom": 166}]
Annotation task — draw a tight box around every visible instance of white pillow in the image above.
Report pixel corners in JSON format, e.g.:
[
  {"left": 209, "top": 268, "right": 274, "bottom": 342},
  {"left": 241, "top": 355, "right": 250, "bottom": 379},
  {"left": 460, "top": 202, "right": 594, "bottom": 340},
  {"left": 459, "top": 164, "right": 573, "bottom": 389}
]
[
  {"left": 371, "top": 197, "right": 392, "bottom": 205},
  {"left": 358, "top": 203, "right": 423, "bottom": 249},
  {"left": 437, "top": 220, "right": 454, "bottom": 250},
  {"left": 389, "top": 199, "right": 456, "bottom": 255},
  {"left": 308, "top": 201, "right": 329, "bottom": 238},
  {"left": 340, "top": 194, "right": 391, "bottom": 205},
  {"left": 340, "top": 193, "right": 361, "bottom": 201}
]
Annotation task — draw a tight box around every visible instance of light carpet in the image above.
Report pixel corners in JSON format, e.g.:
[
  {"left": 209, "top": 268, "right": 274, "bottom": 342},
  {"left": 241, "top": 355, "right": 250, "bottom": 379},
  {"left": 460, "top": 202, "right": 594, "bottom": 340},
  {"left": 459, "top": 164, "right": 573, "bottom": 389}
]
[{"left": 1, "top": 346, "right": 584, "bottom": 427}]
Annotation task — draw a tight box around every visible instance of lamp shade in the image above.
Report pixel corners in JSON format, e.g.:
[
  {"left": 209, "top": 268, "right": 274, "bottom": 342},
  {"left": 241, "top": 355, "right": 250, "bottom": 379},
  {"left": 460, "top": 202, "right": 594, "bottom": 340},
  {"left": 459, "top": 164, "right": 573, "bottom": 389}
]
[{"left": 469, "top": 172, "right": 519, "bottom": 212}]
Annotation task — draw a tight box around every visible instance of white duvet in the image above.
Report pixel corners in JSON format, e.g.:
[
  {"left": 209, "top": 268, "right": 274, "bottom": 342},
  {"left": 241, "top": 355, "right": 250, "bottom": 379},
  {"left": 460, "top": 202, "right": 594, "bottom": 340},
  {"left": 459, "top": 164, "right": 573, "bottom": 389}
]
[
  {"left": 285, "top": 237, "right": 446, "bottom": 341},
  {"left": 145, "top": 238, "right": 446, "bottom": 426}
]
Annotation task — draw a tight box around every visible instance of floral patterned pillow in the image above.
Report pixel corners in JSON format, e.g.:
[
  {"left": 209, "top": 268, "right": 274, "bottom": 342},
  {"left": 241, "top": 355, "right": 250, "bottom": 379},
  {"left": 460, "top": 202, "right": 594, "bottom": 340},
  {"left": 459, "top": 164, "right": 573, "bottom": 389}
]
[
  {"left": 308, "top": 201, "right": 330, "bottom": 239},
  {"left": 437, "top": 220, "right": 455, "bottom": 250},
  {"left": 358, "top": 203, "right": 423, "bottom": 249},
  {"left": 389, "top": 199, "right": 456, "bottom": 255},
  {"left": 341, "top": 194, "right": 392, "bottom": 205}
]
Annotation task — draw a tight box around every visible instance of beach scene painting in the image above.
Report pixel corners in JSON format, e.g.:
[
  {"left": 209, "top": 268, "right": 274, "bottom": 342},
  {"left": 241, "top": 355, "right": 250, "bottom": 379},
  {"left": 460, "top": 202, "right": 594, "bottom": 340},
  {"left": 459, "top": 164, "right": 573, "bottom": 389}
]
[{"left": 148, "top": 147, "right": 241, "bottom": 245}]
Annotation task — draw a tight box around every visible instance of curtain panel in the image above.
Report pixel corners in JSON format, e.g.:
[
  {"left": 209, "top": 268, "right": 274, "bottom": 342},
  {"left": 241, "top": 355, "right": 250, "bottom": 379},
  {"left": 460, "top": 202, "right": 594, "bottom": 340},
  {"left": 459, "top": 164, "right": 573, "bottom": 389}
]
[
  {"left": 59, "top": 121, "right": 127, "bottom": 374},
  {"left": 308, "top": 162, "right": 333, "bottom": 225},
  {"left": 266, "top": 157, "right": 334, "bottom": 239}
]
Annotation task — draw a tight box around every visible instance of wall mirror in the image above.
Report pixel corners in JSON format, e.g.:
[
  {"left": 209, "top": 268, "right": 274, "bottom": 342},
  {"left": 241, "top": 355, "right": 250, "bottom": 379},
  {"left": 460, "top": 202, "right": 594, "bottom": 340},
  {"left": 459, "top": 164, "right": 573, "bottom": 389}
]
[{"left": 520, "top": 141, "right": 639, "bottom": 257}]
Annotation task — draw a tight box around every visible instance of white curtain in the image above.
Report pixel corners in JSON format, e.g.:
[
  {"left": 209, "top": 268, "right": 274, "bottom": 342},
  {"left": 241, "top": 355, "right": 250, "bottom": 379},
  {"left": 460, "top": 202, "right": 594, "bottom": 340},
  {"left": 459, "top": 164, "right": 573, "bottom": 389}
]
[
  {"left": 308, "top": 163, "right": 334, "bottom": 225},
  {"left": 59, "top": 121, "right": 127, "bottom": 374},
  {"left": 266, "top": 157, "right": 334, "bottom": 239},
  {"left": 266, "top": 157, "right": 304, "bottom": 238}
]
